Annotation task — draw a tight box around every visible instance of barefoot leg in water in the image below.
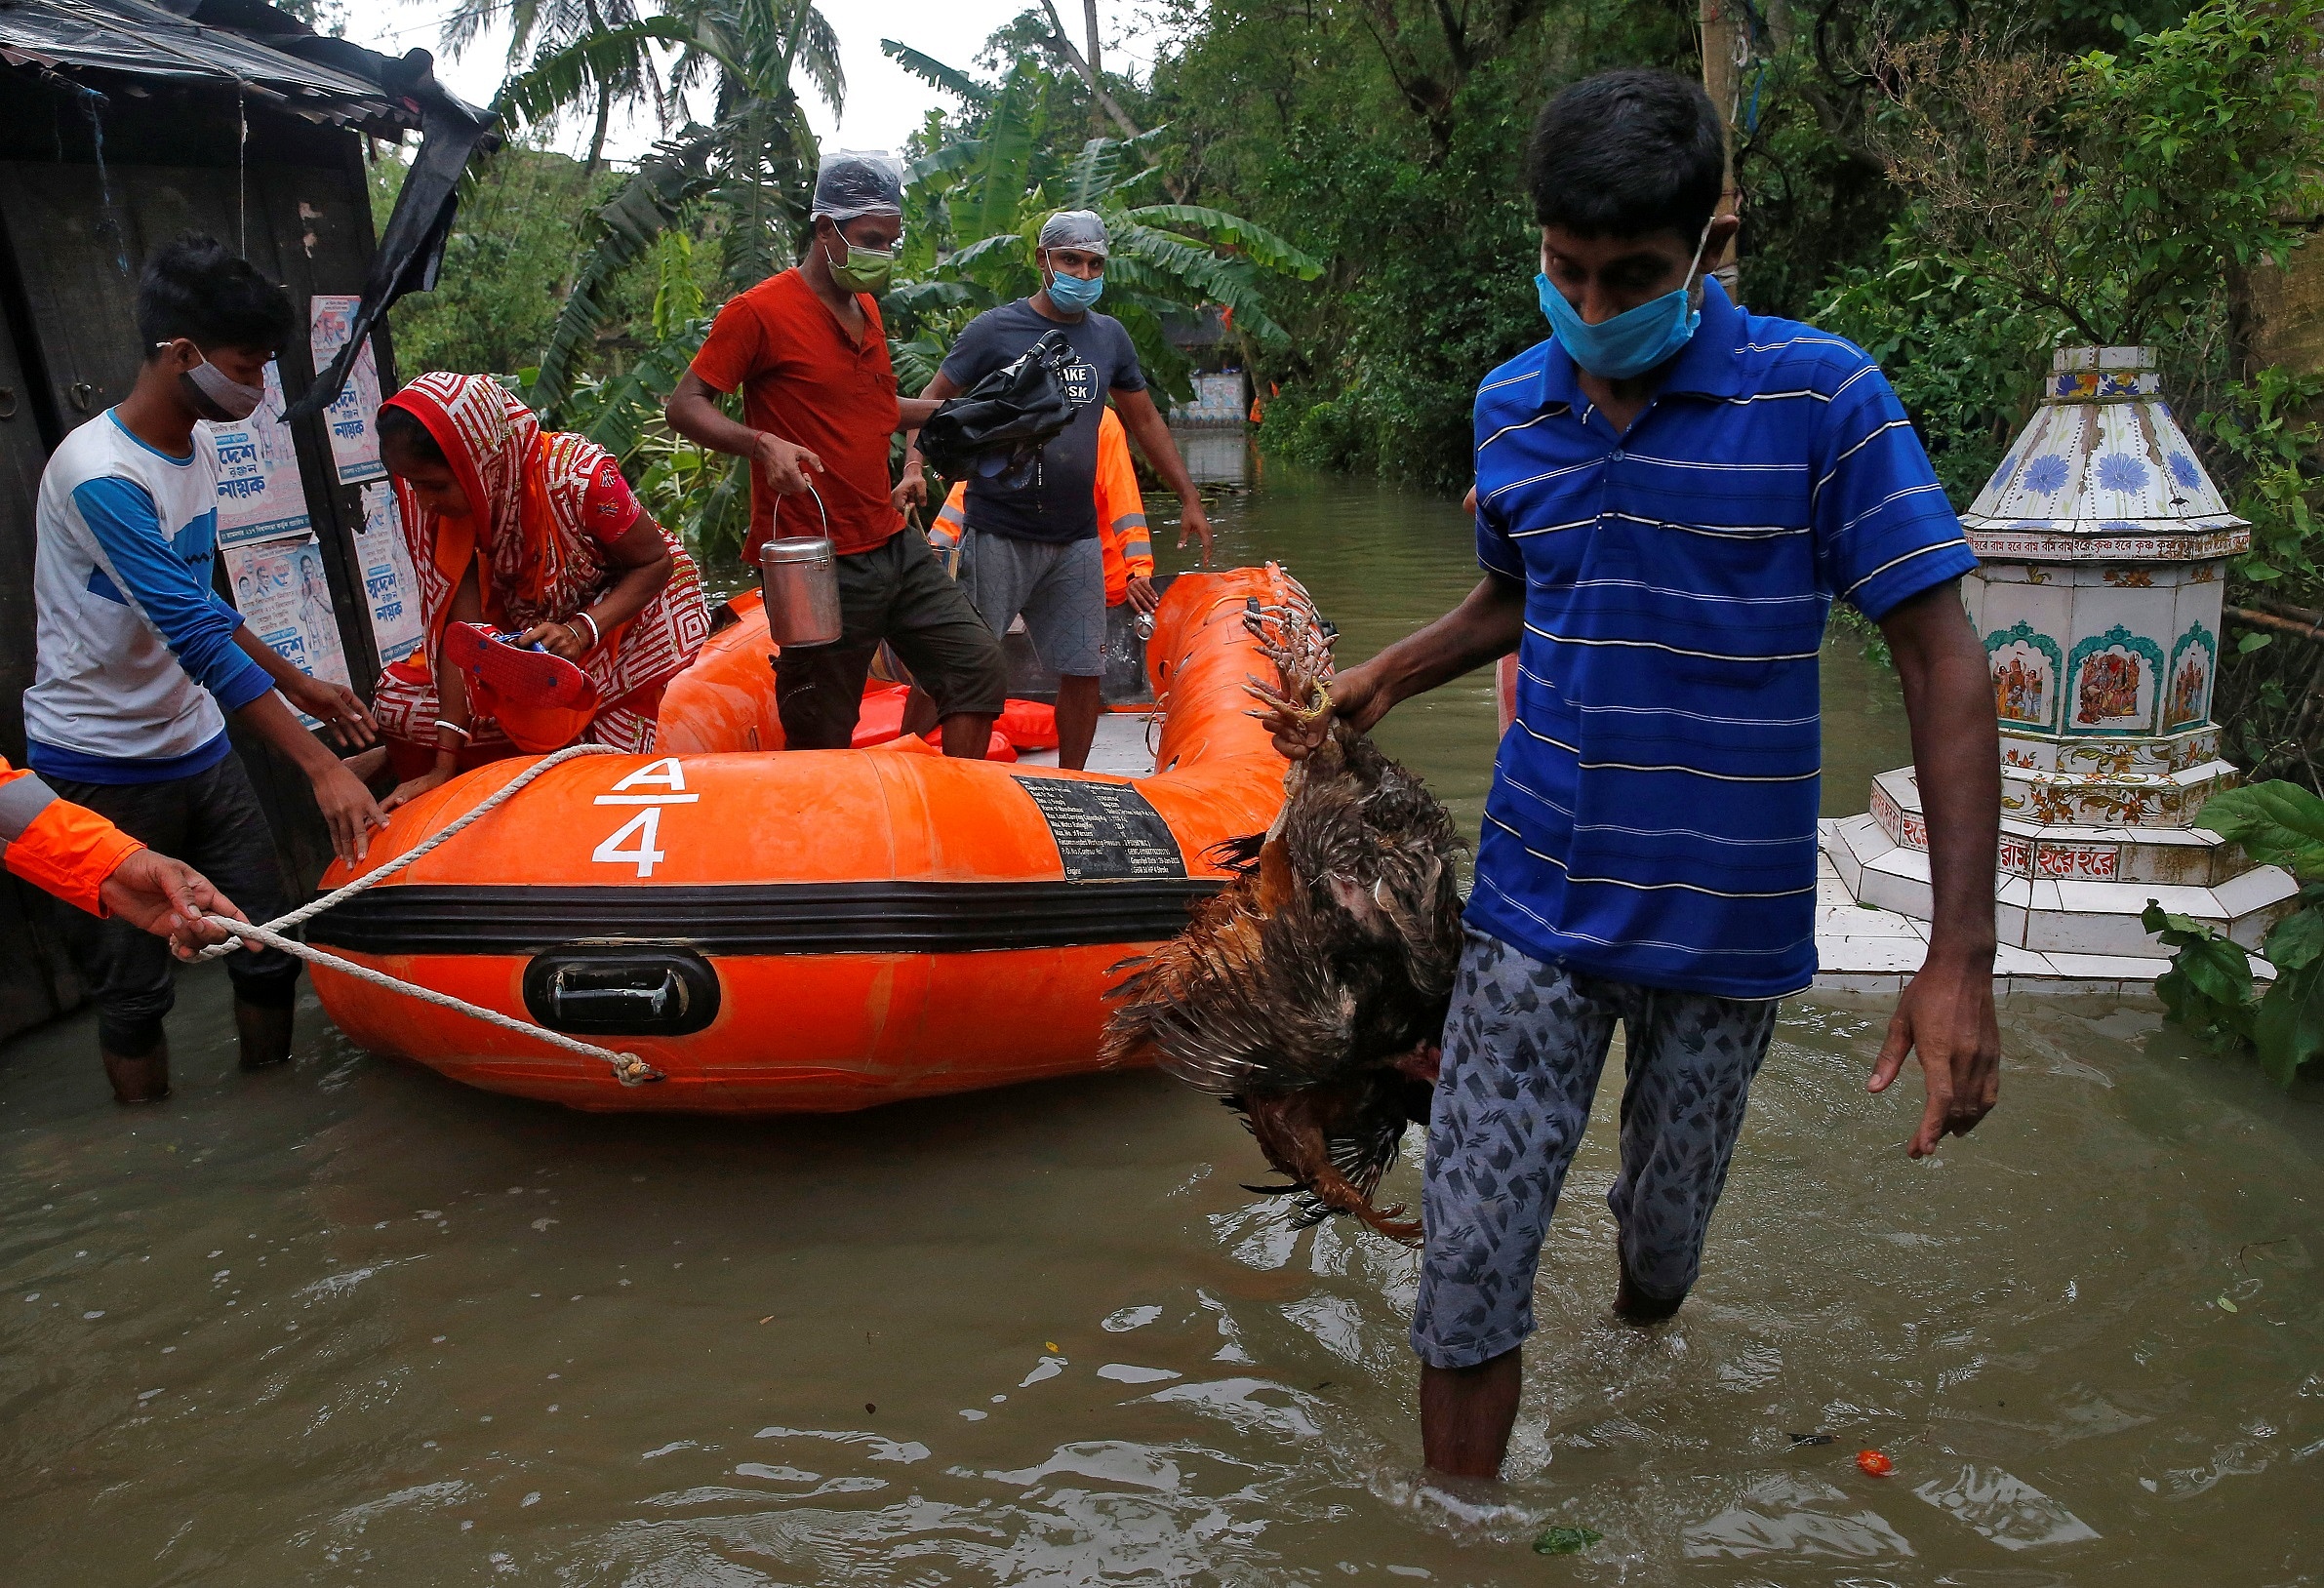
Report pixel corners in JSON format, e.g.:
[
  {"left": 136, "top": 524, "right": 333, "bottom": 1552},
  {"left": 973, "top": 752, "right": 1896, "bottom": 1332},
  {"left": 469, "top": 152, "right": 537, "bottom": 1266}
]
[{"left": 1421, "top": 1348, "right": 1521, "bottom": 1478}]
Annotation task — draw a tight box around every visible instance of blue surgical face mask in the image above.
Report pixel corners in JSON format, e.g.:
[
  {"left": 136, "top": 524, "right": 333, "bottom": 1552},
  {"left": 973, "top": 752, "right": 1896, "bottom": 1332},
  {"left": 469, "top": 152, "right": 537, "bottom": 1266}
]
[
  {"left": 1535, "top": 221, "right": 1713, "bottom": 380},
  {"left": 1046, "top": 266, "right": 1104, "bottom": 312}
]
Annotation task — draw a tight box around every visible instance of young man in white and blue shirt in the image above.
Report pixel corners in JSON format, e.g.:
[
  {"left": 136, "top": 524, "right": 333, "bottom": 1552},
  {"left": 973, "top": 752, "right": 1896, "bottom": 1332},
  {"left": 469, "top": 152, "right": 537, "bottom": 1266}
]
[
  {"left": 26, "top": 233, "right": 384, "bottom": 1102},
  {"left": 1263, "top": 70, "right": 2003, "bottom": 1478}
]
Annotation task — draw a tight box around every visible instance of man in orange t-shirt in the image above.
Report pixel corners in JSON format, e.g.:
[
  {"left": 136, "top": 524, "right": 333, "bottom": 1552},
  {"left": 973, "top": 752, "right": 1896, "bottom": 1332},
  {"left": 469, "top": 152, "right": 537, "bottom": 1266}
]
[{"left": 663, "top": 151, "right": 1006, "bottom": 755}]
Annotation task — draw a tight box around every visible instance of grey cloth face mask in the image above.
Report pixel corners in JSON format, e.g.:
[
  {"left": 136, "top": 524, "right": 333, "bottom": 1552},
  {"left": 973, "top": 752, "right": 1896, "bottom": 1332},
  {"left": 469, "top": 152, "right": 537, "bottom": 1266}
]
[{"left": 172, "top": 347, "right": 266, "bottom": 422}]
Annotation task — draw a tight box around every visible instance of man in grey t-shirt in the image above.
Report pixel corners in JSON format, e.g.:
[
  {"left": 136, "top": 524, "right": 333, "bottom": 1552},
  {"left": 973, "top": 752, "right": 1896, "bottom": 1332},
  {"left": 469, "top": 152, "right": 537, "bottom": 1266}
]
[{"left": 902, "top": 211, "right": 1213, "bottom": 771}]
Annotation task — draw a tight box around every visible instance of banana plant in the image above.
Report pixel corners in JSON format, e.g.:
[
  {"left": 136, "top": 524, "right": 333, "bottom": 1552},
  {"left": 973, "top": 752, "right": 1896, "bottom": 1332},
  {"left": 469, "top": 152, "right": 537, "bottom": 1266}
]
[
  {"left": 497, "top": 0, "right": 841, "bottom": 416},
  {"left": 877, "top": 46, "right": 1320, "bottom": 406}
]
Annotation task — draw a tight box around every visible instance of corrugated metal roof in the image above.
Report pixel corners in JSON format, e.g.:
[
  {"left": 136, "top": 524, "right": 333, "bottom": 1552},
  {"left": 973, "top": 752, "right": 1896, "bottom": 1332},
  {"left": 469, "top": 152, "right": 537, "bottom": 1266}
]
[{"left": 0, "top": 0, "right": 410, "bottom": 125}]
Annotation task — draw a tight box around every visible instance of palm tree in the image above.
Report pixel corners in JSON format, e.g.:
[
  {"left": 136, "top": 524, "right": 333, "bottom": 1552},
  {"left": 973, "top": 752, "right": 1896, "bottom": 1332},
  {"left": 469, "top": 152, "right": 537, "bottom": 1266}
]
[
  {"left": 499, "top": 0, "right": 842, "bottom": 410},
  {"left": 441, "top": 0, "right": 661, "bottom": 175},
  {"left": 493, "top": 0, "right": 842, "bottom": 550},
  {"left": 878, "top": 49, "right": 1321, "bottom": 406}
]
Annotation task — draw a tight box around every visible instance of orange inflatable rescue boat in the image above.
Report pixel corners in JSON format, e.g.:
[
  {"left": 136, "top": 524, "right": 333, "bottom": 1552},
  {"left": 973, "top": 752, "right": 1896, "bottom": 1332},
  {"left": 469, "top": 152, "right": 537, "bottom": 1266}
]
[{"left": 305, "top": 569, "right": 1300, "bottom": 1112}]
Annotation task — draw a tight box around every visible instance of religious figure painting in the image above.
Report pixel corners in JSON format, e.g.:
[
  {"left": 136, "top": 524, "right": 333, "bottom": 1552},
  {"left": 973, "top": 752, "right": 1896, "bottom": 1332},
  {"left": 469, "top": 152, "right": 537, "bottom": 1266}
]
[
  {"left": 2166, "top": 623, "right": 2216, "bottom": 731},
  {"left": 2168, "top": 651, "right": 2206, "bottom": 730},
  {"left": 1991, "top": 642, "right": 2052, "bottom": 728},
  {"left": 2076, "top": 649, "right": 2144, "bottom": 728}
]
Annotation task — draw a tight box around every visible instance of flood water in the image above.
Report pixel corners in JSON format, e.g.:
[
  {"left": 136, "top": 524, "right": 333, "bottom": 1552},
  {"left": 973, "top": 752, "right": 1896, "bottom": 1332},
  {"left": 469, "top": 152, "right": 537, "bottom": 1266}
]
[{"left": 4, "top": 455, "right": 2320, "bottom": 1585}]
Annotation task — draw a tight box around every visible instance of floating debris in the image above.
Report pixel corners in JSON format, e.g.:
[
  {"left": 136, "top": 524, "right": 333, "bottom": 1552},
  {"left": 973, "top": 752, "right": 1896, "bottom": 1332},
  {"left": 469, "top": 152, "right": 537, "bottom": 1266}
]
[
  {"left": 1858, "top": 1449, "right": 1895, "bottom": 1477},
  {"left": 1789, "top": 1432, "right": 1836, "bottom": 1446},
  {"left": 1534, "top": 1527, "right": 1602, "bottom": 1555},
  {"left": 2216, "top": 1295, "right": 2239, "bottom": 1313}
]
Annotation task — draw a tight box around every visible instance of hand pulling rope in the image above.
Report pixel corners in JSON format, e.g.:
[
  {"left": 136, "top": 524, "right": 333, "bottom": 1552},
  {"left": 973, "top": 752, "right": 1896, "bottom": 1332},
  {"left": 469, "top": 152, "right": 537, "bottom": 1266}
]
[{"left": 197, "top": 742, "right": 664, "bottom": 1087}]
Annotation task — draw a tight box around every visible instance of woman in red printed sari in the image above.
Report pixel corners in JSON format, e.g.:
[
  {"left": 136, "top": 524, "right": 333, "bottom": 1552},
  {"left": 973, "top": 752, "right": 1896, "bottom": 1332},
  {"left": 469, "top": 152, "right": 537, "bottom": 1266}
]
[{"left": 372, "top": 373, "right": 711, "bottom": 811}]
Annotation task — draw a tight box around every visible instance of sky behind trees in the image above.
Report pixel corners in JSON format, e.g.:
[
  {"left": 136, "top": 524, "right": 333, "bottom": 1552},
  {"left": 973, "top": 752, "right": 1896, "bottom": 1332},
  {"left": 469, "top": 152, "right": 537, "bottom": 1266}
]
[{"left": 342, "top": 0, "right": 1164, "bottom": 165}]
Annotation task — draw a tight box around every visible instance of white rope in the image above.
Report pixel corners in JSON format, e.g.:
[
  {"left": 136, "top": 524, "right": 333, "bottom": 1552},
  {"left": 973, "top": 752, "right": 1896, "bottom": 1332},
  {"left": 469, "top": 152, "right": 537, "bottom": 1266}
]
[
  {"left": 198, "top": 742, "right": 662, "bottom": 1088},
  {"left": 202, "top": 915, "right": 662, "bottom": 1087},
  {"left": 201, "top": 742, "right": 620, "bottom": 953}
]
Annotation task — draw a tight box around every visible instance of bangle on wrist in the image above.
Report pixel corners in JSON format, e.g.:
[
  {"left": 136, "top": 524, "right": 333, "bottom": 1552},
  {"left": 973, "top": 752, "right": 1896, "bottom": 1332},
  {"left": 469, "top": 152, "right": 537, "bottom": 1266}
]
[
  {"left": 570, "top": 611, "right": 601, "bottom": 651},
  {"left": 433, "top": 719, "right": 472, "bottom": 743}
]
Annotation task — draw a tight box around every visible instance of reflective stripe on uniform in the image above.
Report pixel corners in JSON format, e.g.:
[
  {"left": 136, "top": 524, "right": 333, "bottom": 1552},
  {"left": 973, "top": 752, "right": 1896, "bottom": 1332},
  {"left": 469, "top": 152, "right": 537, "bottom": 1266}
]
[
  {"left": 0, "top": 767, "right": 58, "bottom": 844},
  {"left": 0, "top": 761, "right": 143, "bottom": 916},
  {"left": 931, "top": 488, "right": 968, "bottom": 552}
]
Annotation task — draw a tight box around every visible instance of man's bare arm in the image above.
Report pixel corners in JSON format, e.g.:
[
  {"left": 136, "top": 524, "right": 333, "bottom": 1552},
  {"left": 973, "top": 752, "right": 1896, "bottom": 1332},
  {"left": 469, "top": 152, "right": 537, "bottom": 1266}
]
[
  {"left": 665, "top": 369, "right": 822, "bottom": 495},
  {"left": 1869, "top": 577, "right": 2002, "bottom": 1157},
  {"left": 1112, "top": 387, "right": 1213, "bottom": 563},
  {"left": 895, "top": 372, "right": 963, "bottom": 512},
  {"left": 1262, "top": 574, "right": 1526, "bottom": 758}
]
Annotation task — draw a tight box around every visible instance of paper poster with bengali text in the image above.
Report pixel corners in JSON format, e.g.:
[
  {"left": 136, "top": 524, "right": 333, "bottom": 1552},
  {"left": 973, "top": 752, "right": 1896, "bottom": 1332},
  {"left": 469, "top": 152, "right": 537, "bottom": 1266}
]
[
  {"left": 308, "top": 295, "right": 386, "bottom": 485},
  {"left": 221, "top": 535, "right": 351, "bottom": 728},
  {"left": 208, "top": 361, "right": 311, "bottom": 546},
  {"left": 355, "top": 482, "right": 424, "bottom": 667}
]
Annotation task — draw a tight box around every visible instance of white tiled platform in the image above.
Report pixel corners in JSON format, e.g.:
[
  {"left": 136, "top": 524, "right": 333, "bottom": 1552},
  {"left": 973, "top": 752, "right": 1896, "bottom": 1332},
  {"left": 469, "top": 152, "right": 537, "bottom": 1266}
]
[
  {"left": 1810, "top": 823, "right": 2269, "bottom": 997},
  {"left": 1814, "top": 850, "right": 2158, "bottom": 996}
]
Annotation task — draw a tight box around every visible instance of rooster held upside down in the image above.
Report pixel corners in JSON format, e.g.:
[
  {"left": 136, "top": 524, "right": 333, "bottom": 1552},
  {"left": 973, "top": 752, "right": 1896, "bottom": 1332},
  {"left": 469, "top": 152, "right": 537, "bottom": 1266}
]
[{"left": 1100, "top": 591, "right": 1464, "bottom": 1244}]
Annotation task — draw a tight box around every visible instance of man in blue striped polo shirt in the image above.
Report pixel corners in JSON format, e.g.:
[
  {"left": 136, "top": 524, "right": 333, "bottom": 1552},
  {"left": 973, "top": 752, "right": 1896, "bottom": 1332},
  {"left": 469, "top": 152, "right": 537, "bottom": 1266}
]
[{"left": 1265, "top": 69, "right": 2001, "bottom": 1478}]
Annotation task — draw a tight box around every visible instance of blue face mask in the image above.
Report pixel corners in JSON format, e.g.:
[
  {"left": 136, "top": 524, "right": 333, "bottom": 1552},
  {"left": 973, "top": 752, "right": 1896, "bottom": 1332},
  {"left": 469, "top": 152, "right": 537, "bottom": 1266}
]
[
  {"left": 1046, "top": 267, "right": 1104, "bottom": 312},
  {"left": 1535, "top": 222, "right": 1713, "bottom": 380}
]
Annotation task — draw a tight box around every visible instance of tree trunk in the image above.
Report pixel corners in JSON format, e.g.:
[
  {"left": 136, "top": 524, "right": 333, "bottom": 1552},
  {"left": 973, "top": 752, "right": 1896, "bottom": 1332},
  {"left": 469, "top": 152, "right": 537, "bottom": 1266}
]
[
  {"left": 2238, "top": 240, "right": 2324, "bottom": 389},
  {"left": 585, "top": 79, "right": 613, "bottom": 177},
  {"left": 1083, "top": 0, "right": 1105, "bottom": 137},
  {"left": 1039, "top": 0, "right": 1142, "bottom": 140},
  {"left": 1700, "top": 0, "right": 1745, "bottom": 302}
]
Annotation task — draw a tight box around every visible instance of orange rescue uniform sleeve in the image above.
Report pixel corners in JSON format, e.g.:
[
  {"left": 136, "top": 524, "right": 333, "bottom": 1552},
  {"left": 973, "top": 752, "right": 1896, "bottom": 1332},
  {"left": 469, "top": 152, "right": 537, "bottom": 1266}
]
[
  {"left": 930, "top": 482, "right": 969, "bottom": 556},
  {"left": 0, "top": 759, "right": 143, "bottom": 917},
  {"left": 1093, "top": 407, "right": 1151, "bottom": 608}
]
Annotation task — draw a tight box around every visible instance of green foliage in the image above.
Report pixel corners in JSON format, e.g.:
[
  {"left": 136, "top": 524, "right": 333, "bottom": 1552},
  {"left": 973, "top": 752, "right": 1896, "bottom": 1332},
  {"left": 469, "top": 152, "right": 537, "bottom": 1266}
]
[
  {"left": 1533, "top": 1527, "right": 1603, "bottom": 1556},
  {"left": 1139, "top": 0, "right": 1685, "bottom": 492},
  {"left": 2147, "top": 779, "right": 2324, "bottom": 1086},
  {"left": 1816, "top": 250, "right": 2064, "bottom": 505},
  {"left": 381, "top": 143, "right": 612, "bottom": 380},
  {"left": 2063, "top": 0, "right": 2324, "bottom": 342},
  {"left": 501, "top": 0, "right": 841, "bottom": 414},
  {"left": 2196, "top": 780, "right": 2324, "bottom": 881},
  {"left": 2194, "top": 369, "right": 2324, "bottom": 593},
  {"left": 1865, "top": 1, "right": 2324, "bottom": 347},
  {"left": 2144, "top": 901, "right": 2258, "bottom": 1043},
  {"left": 462, "top": 0, "right": 842, "bottom": 558},
  {"left": 877, "top": 49, "right": 1320, "bottom": 409}
]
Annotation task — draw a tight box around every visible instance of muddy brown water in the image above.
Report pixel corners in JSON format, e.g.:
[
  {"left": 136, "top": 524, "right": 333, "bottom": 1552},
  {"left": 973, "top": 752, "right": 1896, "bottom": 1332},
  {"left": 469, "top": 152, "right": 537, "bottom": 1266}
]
[{"left": 3, "top": 458, "right": 2319, "bottom": 1584}]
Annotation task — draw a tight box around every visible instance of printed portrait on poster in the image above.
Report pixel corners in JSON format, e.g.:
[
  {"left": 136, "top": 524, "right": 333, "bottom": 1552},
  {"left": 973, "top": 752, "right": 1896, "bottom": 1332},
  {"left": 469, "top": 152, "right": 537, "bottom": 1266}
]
[
  {"left": 208, "top": 361, "right": 310, "bottom": 545},
  {"left": 221, "top": 535, "right": 351, "bottom": 724},
  {"left": 309, "top": 295, "right": 387, "bottom": 486},
  {"left": 355, "top": 482, "right": 424, "bottom": 666}
]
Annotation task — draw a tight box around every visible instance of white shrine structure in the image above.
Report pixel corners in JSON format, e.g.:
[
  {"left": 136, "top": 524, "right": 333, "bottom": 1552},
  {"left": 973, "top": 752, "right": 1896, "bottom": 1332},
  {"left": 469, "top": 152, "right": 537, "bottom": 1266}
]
[{"left": 1819, "top": 345, "right": 2301, "bottom": 990}]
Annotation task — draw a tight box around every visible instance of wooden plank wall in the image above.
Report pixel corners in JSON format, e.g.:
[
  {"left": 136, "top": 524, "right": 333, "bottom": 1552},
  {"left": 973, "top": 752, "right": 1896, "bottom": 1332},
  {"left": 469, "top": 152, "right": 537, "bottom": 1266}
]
[{"left": 0, "top": 78, "right": 396, "bottom": 1045}]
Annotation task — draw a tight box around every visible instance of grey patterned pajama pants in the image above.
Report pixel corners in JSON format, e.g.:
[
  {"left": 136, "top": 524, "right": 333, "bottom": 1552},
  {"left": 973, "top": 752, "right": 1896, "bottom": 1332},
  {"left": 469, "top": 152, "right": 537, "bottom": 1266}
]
[{"left": 1409, "top": 929, "right": 1780, "bottom": 1370}]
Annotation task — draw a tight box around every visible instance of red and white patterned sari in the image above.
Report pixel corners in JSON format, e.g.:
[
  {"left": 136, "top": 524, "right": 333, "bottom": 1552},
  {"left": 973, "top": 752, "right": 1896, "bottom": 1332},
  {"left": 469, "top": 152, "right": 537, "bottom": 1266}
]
[{"left": 371, "top": 373, "right": 711, "bottom": 756}]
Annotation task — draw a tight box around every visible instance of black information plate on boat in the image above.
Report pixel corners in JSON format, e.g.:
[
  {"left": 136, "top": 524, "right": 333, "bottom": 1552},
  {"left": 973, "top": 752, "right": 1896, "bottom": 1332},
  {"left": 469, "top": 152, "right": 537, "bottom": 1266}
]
[{"left": 1012, "top": 775, "right": 1187, "bottom": 883}]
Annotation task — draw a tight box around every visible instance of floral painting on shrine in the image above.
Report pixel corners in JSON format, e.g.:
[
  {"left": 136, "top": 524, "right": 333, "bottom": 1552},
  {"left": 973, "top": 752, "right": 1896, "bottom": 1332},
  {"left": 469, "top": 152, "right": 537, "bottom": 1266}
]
[
  {"left": 2067, "top": 625, "right": 2164, "bottom": 734},
  {"left": 1985, "top": 621, "right": 2062, "bottom": 734},
  {"left": 2166, "top": 621, "right": 2217, "bottom": 731}
]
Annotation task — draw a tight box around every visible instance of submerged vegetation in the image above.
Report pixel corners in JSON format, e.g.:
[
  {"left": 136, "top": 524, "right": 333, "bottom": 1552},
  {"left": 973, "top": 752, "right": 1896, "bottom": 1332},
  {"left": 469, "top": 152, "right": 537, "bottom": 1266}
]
[{"left": 2144, "top": 781, "right": 2324, "bottom": 1087}]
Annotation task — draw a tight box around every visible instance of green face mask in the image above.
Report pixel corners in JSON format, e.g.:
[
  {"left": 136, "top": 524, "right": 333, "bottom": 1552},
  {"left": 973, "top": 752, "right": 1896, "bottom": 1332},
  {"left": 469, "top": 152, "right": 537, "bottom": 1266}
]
[{"left": 824, "top": 234, "right": 896, "bottom": 294}]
